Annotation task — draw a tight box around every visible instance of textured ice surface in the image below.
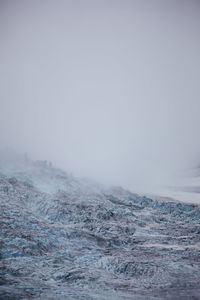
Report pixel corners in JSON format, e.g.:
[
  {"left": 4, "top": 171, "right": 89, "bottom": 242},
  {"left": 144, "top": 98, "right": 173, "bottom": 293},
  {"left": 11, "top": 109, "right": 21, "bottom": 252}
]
[{"left": 0, "top": 158, "right": 200, "bottom": 299}]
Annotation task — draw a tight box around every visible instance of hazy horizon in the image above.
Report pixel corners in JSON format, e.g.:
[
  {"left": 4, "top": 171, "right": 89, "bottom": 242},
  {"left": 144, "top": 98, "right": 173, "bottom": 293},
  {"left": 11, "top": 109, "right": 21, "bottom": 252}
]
[{"left": 1, "top": 0, "right": 200, "bottom": 195}]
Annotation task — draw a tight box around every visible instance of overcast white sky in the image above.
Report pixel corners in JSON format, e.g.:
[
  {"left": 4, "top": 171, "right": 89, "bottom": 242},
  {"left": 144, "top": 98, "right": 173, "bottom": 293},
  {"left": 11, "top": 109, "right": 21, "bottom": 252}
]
[{"left": 0, "top": 0, "right": 200, "bottom": 193}]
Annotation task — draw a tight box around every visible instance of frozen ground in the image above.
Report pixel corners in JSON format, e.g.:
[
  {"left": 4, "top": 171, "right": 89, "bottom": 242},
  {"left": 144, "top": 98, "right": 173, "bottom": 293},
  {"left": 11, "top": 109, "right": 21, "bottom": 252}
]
[
  {"left": 0, "top": 157, "right": 200, "bottom": 299},
  {"left": 149, "top": 166, "right": 200, "bottom": 205}
]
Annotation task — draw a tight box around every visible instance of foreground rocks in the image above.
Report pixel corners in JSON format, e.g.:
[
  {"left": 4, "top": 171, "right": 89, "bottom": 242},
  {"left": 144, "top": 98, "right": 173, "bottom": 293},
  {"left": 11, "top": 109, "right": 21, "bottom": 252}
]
[{"left": 0, "top": 159, "right": 200, "bottom": 299}]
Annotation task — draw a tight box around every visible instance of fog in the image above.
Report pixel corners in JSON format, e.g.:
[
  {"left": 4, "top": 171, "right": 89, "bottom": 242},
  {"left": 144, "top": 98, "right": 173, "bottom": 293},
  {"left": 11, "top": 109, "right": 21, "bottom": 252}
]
[{"left": 0, "top": 0, "right": 200, "bottom": 194}]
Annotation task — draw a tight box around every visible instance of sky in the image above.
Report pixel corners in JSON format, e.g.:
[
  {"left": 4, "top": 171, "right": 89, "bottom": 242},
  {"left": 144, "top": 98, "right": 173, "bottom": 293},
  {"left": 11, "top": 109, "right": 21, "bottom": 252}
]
[{"left": 0, "top": 0, "right": 200, "bottom": 194}]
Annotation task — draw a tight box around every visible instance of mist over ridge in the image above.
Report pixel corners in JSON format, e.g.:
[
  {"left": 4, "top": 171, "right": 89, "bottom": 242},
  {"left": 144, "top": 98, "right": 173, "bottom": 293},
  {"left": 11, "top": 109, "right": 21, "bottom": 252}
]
[{"left": 1, "top": 0, "right": 200, "bottom": 196}]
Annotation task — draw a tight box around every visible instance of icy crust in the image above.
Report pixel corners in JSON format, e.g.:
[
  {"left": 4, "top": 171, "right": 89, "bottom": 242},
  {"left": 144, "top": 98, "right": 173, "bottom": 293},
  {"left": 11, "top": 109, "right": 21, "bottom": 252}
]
[{"left": 0, "top": 162, "right": 200, "bottom": 299}]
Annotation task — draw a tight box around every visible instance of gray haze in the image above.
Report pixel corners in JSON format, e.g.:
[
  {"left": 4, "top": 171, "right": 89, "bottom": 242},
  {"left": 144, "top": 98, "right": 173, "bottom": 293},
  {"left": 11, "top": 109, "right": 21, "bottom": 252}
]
[{"left": 0, "top": 0, "right": 200, "bottom": 194}]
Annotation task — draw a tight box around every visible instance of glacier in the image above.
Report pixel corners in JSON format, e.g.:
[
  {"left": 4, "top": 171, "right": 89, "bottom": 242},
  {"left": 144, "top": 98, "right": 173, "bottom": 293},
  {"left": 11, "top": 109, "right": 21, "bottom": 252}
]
[{"left": 0, "top": 156, "right": 200, "bottom": 299}]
